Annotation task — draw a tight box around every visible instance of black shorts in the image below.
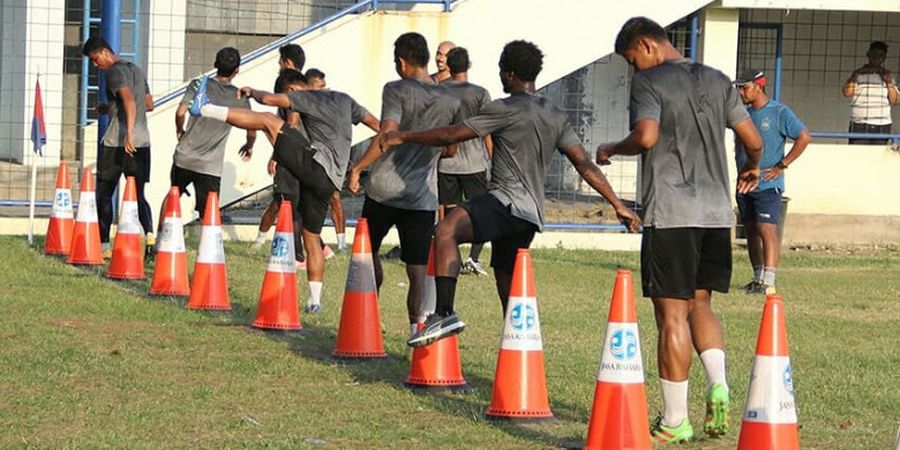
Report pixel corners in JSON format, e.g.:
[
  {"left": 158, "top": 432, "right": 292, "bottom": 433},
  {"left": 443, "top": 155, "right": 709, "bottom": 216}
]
[
  {"left": 737, "top": 188, "right": 782, "bottom": 225},
  {"left": 170, "top": 164, "right": 221, "bottom": 216},
  {"left": 438, "top": 171, "right": 488, "bottom": 205},
  {"left": 98, "top": 146, "right": 151, "bottom": 183},
  {"left": 273, "top": 123, "right": 335, "bottom": 234},
  {"left": 462, "top": 193, "right": 537, "bottom": 274},
  {"left": 640, "top": 227, "right": 732, "bottom": 300},
  {"left": 361, "top": 197, "right": 434, "bottom": 265}
]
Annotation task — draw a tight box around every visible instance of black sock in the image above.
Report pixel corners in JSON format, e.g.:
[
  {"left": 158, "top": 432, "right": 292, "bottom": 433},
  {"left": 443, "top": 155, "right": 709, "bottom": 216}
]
[{"left": 435, "top": 276, "right": 457, "bottom": 316}]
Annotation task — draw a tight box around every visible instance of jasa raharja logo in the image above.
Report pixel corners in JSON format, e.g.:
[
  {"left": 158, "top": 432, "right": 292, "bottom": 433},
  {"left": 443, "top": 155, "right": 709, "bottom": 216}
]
[
  {"left": 271, "top": 236, "right": 289, "bottom": 258},
  {"left": 783, "top": 363, "right": 794, "bottom": 395},
  {"left": 610, "top": 329, "right": 638, "bottom": 361},
  {"left": 509, "top": 303, "right": 536, "bottom": 331}
]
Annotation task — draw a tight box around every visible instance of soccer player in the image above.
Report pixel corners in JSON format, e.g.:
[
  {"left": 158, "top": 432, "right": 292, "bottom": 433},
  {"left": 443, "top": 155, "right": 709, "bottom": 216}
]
[
  {"left": 595, "top": 17, "right": 763, "bottom": 442},
  {"left": 164, "top": 47, "right": 256, "bottom": 224},
  {"left": 437, "top": 47, "right": 493, "bottom": 276},
  {"left": 431, "top": 41, "right": 455, "bottom": 83},
  {"left": 191, "top": 70, "right": 379, "bottom": 313},
  {"left": 734, "top": 69, "right": 810, "bottom": 295},
  {"left": 347, "top": 32, "right": 462, "bottom": 336},
  {"left": 82, "top": 36, "right": 156, "bottom": 258},
  {"left": 379, "top": 40, "right": 641, "bottom": 347}
]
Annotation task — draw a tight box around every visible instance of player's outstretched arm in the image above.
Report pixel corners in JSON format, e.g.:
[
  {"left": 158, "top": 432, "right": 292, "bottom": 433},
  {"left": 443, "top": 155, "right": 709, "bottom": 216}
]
[
  {"left": 565, "top": 144, "right": 641, "bottom": 233},
  {"left": 381, "top": 124, "right": 478, "bottom": 152},
  {"left": 595, "top": 119, "right": 658, "bottom": 166},
  {"left": 361, "top": 113, "right": 380, "bottom": 133},
  {"left": 732, "top": 117, "right": 763, "bottom": 194},
  {"left": 238, "top": 87, "right": 291, "bottom": 109}
]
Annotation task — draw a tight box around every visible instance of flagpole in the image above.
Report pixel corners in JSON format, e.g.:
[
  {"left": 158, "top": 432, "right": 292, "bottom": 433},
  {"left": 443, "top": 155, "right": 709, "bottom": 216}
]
[{"left": 27, "top": 73, "right": 40, "bottom": 246}]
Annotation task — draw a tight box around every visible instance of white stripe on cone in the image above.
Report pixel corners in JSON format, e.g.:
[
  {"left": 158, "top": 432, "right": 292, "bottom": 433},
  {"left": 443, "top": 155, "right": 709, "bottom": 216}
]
[
  {"left": 500, "top": 296, "right": 543, "bottom": 352},
  {"left": 743, "top": 355, "right": 798, "bottom": 424},
  {"left": 75, "top": 191, "right": 97, "bottom": 223},
  {"left": 266, "top": 231, "right": 296, "bottom": 274},
  {"left": 196, "top": 225, "right": 225, "bottom": 264},
  {"left": 52, "top": 188, "right": 73, "bottom": 219},
  {"left": 117, "top": 201, "right": 141, "bottom": 235},
  {"left": 596, "top": 322, "right": 645, "bottom": 384},
  {"left": 157, "top": 216, "right": 185, "bottom": 253}
]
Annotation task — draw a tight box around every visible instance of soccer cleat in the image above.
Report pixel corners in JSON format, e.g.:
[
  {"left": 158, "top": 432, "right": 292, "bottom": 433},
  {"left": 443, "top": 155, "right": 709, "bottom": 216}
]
[
  {"left": 305, "top": 303, "right": 321, "bottom": 314},
  {"left": 651, "top": 413, "right": 694, "bottom": 443},
  {"left": 744, "top": 281, "right": 769, "bottom": 295},
  {"left": 323, "top": 245, "right": 335, "bottom": 260},
  {"left": 187, "top": 76, "right": 209, "bottom": 117},
  {"left": 764, "top": 284, "right": 777, "bottom": 295},
  {"left": 407, "top": 312, "right": 465, "bottom": 348},
  {"left": 144, "top": 234, "right": 157, "bottom": 262},
  {"left": 704, "top": 383, "right": 730, "bottom": 437},
  {"left": 101, "top": 243, "right": 113, "bottom": 260},
  {"left": 463, "top": 257, "right": 488, "bottom": 276}
]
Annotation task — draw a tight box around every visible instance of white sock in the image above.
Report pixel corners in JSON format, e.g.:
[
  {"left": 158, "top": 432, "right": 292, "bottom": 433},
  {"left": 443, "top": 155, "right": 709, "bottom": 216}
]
[
  {"left": 659, "top": 379, "right": 689, "bottom": 427},
  {"left": 763, "top": 266, "right": 777, "bottom": 286},
  {"left": 699, "top": 348, "right": 729, "bottom": 394},
  {"left": 255, "top": 231, "right": 266, "bottom": 242},
  {"left": 337, "top": 233, "right": 346, "bottom": 249},
  {"left": 308, "top": 281, "right": 323, "bottom": 306},
  {"left": 200, "top": 104, "right": 229, "bottom": 122},
  {"left": 753, "top": 266, "right": 764, "bottom": 282},
  {"left": 410, "top": 323, "right": 419, "bottom": 337}
]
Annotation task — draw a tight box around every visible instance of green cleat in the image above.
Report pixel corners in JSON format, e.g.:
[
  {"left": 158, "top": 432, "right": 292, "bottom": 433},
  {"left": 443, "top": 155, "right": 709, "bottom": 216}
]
[
  {"left": 704, "top": 383, "right": 731, "bottom": 437},
  {"left": 651, "top": 413, "right": 694, "bottom": 443}
]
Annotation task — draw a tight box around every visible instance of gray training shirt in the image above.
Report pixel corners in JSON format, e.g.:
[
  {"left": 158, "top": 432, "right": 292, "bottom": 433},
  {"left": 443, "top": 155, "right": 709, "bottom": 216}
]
[
  {"left": 175, "top": 77, "right": 251, "bottom": 177},
  {"left": 365, "top": 78, "right": 462, "bottom": 211},
  {"left": 102, "top": 60, "right": 152, "bottom": 148},
  {"left": 438, "top": 80, "right": 491, "bottom": 175},
  {"left": 288, "top": 89, "right": 370, "bottom": 189},
  {"left": 464, "top": 93, "right": 581, "bottom": 230},
  {"left": 631, "top": 59, "right": 750, "bottom": 229}
]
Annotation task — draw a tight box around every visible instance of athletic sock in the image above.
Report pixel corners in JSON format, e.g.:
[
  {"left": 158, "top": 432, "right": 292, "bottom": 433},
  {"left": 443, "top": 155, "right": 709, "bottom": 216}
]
[
  {"left": 659, "top": 379, "right": 690, "bottom": 427},
  {"left": 753, "top": 265, "right": 764, "bottom": 283},
  {"left": 469, "top": 242, "right": 484, "bottom": 262},
  {"left": 337, "top": 233, "right": 346, "bottom": 249},
  {"left": 199, "top": 104, "right": 229, "bottom": 122},
  {"left": 763, "top": 266, "right": 777, "bottom": 286},
  {"left": 699, "top": 348, "right": 729, "bottom": 394},
  {"left": 255, "top": 231, "right": 266, "bottom": 242},
  {"left": 410, "top": 323, "right": 419, "bottom": 337},
  {"left": 434, "top": 276, "right": 457, "bottom": 316},
  {"left": 308, "top": 281, "right": 323, "bottom": 307}
]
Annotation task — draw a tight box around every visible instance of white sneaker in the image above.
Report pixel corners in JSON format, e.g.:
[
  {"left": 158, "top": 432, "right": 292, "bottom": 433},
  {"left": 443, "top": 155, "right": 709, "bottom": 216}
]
[{"left": 463, "top": 257, "right": 488, "bottom": 276}]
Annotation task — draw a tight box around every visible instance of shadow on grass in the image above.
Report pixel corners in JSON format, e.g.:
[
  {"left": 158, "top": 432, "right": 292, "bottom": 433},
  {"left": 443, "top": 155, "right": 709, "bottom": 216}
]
[{"left": 38, "top": 240, "right": 590, "bottom": 448}]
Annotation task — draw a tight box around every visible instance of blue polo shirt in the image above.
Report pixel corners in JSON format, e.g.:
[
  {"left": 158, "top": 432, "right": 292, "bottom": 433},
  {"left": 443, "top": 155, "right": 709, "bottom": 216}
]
[{"left": 736, "top": 100, "right": 806, "bottom": 192}]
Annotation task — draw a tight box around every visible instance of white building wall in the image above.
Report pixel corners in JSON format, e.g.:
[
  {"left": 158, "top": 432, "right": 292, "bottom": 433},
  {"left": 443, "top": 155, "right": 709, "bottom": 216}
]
[{"left": 145, "top": 1, "right": 187, "bottom": 96}]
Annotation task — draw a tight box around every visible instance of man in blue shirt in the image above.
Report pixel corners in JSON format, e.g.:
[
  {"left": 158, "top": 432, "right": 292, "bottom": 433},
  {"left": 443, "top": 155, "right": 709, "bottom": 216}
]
[{"left": 734, "top": 69, "right": 811, "bottom": 294}]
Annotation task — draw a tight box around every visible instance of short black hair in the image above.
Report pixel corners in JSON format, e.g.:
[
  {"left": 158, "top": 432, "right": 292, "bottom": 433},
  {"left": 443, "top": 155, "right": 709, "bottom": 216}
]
[
  {"left": 279, "top": 44, "right": 306, "bottom": 70},
  {"left": 446, "top": 47, "right": 469, "bottom": 75},
  {"left": 274, "top": 69, "right": 307, "bottom": 93},
  {"left": 214, "top": 47, "right": 241, "bottom": 77},
  {"left": 394, "top": 32, "right": 429, "bottom": 68},
  {"left": 869, "top": 41, "right": 889, "bottom": 53},
  {"left": 305, "top": 68, "right": 326, "bottom": 80},
  {"left": 81, "top": 35, "right": 113, "bottom": 56},
  {"left": 614, "top": 16, "right": 667, "bottom": 55},
  {"left": 499, "top": 40, "right": 543, "bottom": 82}
]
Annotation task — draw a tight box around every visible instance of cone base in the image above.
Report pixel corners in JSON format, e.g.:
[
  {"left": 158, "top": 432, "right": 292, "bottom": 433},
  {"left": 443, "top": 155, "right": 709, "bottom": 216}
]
[
  {"left": 44, "top": 249, "right": 70, "bottom": 257},
  {"left": 252, "top": 322, "right": 302, "bottom": 331},
  {"left": 149, "top": 289, "right": 190, "bottom": 297},
  {"left": 332, "top": 351, "right": 388, "bottom": 359},
  {"left": 485, "top": 412, "right": 555, "bottom": 423},
  {"left": 107, "top": 273, "right": 146, "bottom": 280},
  {"left": 737, "top": 421, "right": 800, "bottom": 450},
  {"left": 404, "top": 381, "right": 470, "bottom": 393},
  {"left": 68, "top": 257, "right": 103, "bottom": 266},
  {"left": 187, "top": 304, "right": 231, "bottom": 311}
]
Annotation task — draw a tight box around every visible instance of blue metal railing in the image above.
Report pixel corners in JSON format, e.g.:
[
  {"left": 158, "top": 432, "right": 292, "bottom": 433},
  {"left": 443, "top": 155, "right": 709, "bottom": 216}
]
[
  {"left": 156, "top": 0, "right": 454, "bottom": 105},
  {"left": 810, "top": 132, "right": 900, "bottom": 142}
]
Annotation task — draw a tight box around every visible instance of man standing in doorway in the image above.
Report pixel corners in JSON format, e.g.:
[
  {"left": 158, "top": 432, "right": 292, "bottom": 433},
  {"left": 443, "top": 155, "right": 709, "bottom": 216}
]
[
  {"left": 82, "top": 36, "right": 156, "bottom": 259},
  {"left": 842, "top": 41, "right": 900, "bottom": 144},
  {"left": 596, "top": 17, "right": 763, "bottom": 443},
  {"left": 734, "top": 69, "right": 811, "bottom": 295}
]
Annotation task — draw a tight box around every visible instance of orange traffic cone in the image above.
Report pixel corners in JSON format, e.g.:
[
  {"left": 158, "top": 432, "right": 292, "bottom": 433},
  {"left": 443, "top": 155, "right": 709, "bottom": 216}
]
[
  {"left": 737, "top": 294, "right": 800, "bottom": 450},
  {"left": 485, "top": 248, "right": 553, "bottom": 422},
  {"left": 149, "top": 187, "right": 190, "bottom": 296},
  {"left": 405, "top": 239, "right": 468, "bottom": 391},
  {"left": 333, "top": 218, "right": 386, "bottom": 358},
  {"left": 67, "top": 168, "right": 102, "bottom": 265},
  {"left": 107, "top": 176, "right": 145, "bottom": 279},
  {"left": 44, "top": 162, "right": 74, "bottom": 256},
  {"left": 187, "top": 192, "right": 230, "bottom": 310},
  {"left": 584, "top": 269, "right": 652, "bottom": 449},
  {"left": 252, "top": 200, "right": 302, "bottom": 331}
]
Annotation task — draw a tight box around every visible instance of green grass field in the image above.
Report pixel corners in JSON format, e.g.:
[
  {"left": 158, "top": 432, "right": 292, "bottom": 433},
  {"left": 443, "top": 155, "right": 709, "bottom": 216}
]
[{"left": 0, "top": 235, "right": 897, "bottom": 449}]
